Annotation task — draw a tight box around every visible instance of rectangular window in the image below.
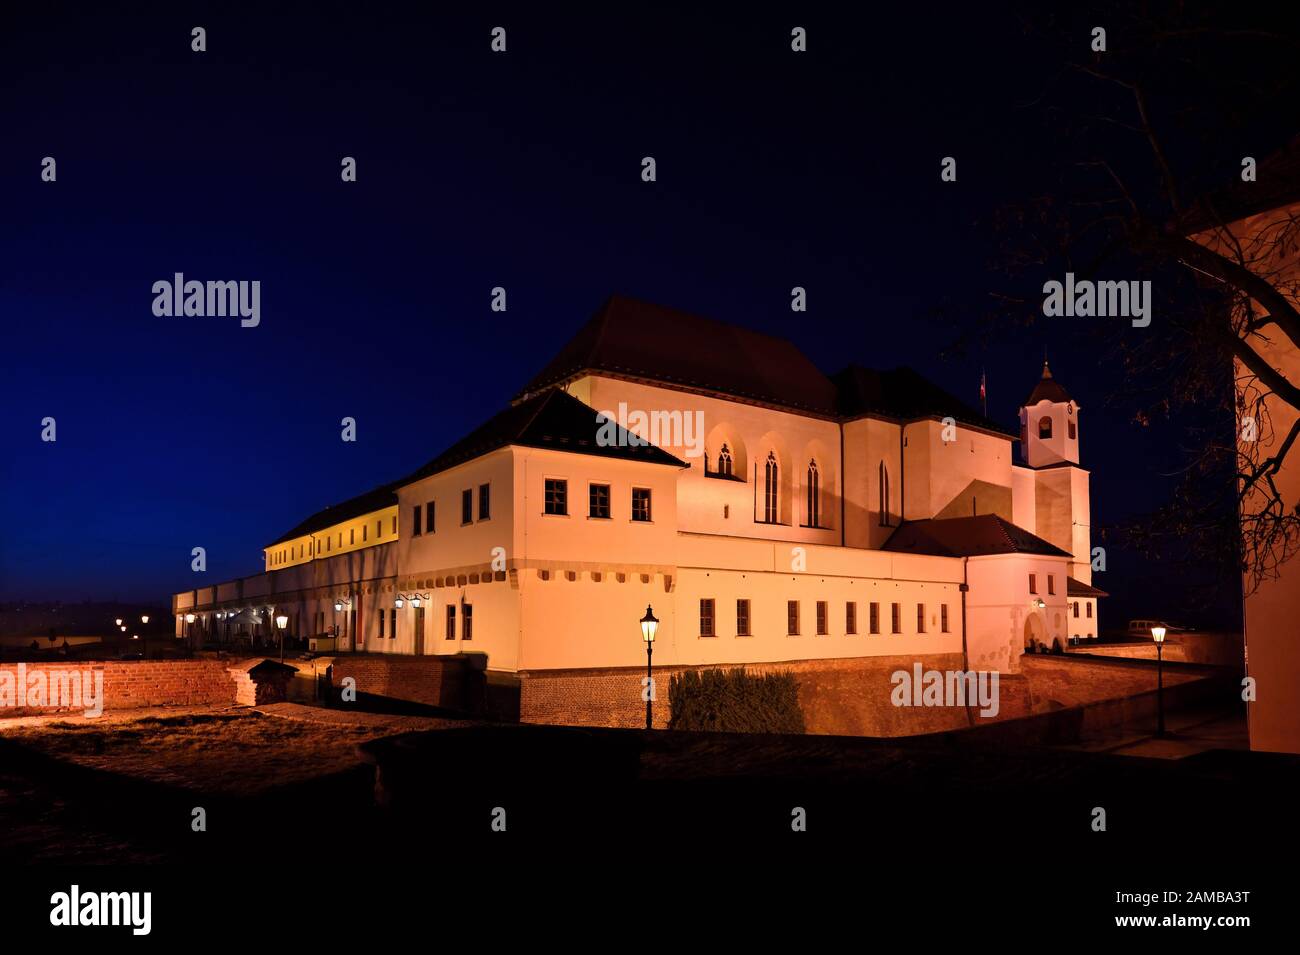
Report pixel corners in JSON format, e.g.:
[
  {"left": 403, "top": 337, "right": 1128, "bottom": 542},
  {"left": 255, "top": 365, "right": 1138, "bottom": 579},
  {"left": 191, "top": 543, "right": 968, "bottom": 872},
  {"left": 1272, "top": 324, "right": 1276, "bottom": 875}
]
[
  {"left": 787, "top": 600, "right": 800, "bottom": 635},
  {"left": 1047, "top": 575, "right": 1056, "bottom": 596},
  {"left": 736, "top": 599, "right": 751, "bottom": 636},
  {"left": 326, "top": 537, "right": 331, "bottom": 552},
  {"left": 631, "top": 487, "right": 652, "bottom": 522},
  {"left": 426, "top": 501, "right": 436, "bottom": 534},
  {"left": 350, "top": 529, "right": 354, "bottom": 545},
  {"left": 941, "top": 604, "right": 950, "bottom": 633},
  {"left": 1072, "top": 601, "right": 1079, "bottom": 618},
  {"left": 846, "top": 601, "right": 857, "bottom": 634},
  {"left": 816, "top": 601, "right": 828, "bottom": 635},
  {"left": 891, "top": 603, "right": 901, "bottom": 634},
  {"left": 378, "top": 609, "right": 386, "bottom": 640},
  {"left": 699, "top": 599, "right": 715, "bottom": 637},
  {"left": 445, "top": 605, "right": 456, "bottom": 640},
  {"left": 413, "top": 504, "right": 423, "bottom": 536},
  {"left": 1029, "top": 573, "right": 1037, "bottom": 595},
  {"left": 391, "top": 516, "right": 396, "bottom": 534},
  {"left": 589, "top": 483, "right": 611, "bottom": 519},
  {"left": 463, "top": 604, "right": 473, "bottom": 641},
  {"left": 479, "top": 483, "right": 491, "bottom": 520},
  {"left": 461, "top": 489, "right": 473, "bottom": 524},
  {"left": 545, "top": 478, "right": 568, "bottom": 515},
  {"left": 916, "top": 603, "right": 926, "bottom": 634},
  {"left": 869, "top": 602, "right": 880, "bottom": 634},
  {"left": 376, "top": 519, "right": 381, "bottom": 537},
  {"left": 1086, "top": 603, "right": 1093, "bottom": 619},
  {"left": 363, "top": 525, "right": 368, "bottom": 542}
]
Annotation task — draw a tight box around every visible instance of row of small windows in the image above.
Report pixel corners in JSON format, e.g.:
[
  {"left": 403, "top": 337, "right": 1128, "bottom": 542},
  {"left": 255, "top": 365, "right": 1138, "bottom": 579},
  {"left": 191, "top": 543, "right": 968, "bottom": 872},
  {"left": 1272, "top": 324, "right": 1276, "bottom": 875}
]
[
  {"left": 412, "top": 483, "right": 492, "bottom": 538},
  {"left": 699, "top": 599, "right": 949, "bottom": 637},
  {"left": 376, "top": 604, "right": 473, "bottom": 640},
  {"left": 1072, "top": 601, "right": 1093, "bottom": 619},
  {"left": 269, "top": 516, "right": 398, "bottom": 566},
  {"left": 544, "top": 479, "right": 653, "bottom": 522},
  {"left": 1028, "top": 573, "right": 1056, "bottom": 596}
]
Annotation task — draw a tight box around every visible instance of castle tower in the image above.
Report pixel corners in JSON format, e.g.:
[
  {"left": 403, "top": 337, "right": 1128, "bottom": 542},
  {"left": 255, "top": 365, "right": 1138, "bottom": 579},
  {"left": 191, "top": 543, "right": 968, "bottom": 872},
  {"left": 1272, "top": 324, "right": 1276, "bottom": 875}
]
[
  {"left": 1016, "top": 361, "right": 1094, "bottom": 588},
  {"left": 1019, "top": 361, "right": 1080, "bottom": 468}
]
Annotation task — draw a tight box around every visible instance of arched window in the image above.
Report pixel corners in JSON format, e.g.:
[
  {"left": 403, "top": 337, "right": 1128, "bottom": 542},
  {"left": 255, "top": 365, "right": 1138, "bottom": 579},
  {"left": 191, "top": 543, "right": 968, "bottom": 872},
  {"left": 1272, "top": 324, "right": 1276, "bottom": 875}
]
[
  {"left": 806, "top": 459, "right": 820, "bottom": 527},
  {"left": 764, "top": 452, "right": 779, "bottom": 523},
  {"left": 878, "top": 461, "right": 891, "bottom": 526},
  {"left": 717, "top": 443, "right": 733, "bottom": 477},
  {"left": 1039, "top": 417, "right": 1053, "bottom": 439}
]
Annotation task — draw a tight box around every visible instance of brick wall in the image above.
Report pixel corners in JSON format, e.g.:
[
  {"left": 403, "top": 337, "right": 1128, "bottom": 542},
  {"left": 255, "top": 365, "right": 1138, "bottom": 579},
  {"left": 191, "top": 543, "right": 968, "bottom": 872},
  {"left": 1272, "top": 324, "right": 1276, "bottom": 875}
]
[
  {"left": 326, "top": 654, "right": 481, "bottom": 712},
  {"left": 518, "top": 654, "right": 1032, "bottom": 735},
  {"left": 0, "top": 659, "right": 238, "bottom": 716}
]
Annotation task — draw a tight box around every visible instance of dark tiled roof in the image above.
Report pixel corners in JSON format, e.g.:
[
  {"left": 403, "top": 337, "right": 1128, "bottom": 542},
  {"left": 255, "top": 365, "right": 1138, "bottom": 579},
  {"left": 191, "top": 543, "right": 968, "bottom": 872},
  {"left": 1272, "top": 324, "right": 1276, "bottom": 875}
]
[
  {"left": 401, "top": 388, "right": 687, "bottom": 485},
  {"left": 517, "top": 295, "right": 842, "bottom": 415},
  {"left": 1023, "top": 361, "right": 1072, "bottom": 407},
  {"left": 881, "top": 515, "right": 1072, "bottom": 558},
  {"left": 267, "top": 481, "right": 401, "bottom": 546},
  {"left": 267, "top": 390, "right": 686, "bottom": 547},
  {"left": 1067, "top": 576, "right": 1108, "bottom": 598},
  {"left": 1179, "top": 134, "right": 1300, "bottom": 234},
  {"left": 833, "top": 365, "right": 1016, "bottom": 437}
]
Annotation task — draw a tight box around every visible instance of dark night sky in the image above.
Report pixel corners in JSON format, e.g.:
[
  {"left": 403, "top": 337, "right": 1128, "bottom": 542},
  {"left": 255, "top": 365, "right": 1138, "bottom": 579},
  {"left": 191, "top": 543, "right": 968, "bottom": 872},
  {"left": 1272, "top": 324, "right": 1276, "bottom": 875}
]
[{"left": 1, "top": 3, "right": 1283, "bottom": 627}]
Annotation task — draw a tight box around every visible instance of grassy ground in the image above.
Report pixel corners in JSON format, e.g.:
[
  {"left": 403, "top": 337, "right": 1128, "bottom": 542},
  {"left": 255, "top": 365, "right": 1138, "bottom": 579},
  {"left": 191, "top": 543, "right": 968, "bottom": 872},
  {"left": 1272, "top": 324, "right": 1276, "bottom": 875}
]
[
  {"left": 0, "top": 710, "right": 379, "bottom": 795},
  {"left": 0, "top": 706, "right": 466, "bottom": 862}
]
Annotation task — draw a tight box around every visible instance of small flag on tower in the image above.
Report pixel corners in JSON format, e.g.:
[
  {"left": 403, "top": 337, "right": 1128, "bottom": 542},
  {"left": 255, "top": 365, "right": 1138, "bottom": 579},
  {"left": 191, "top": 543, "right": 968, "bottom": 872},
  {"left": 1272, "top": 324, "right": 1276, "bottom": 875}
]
[{"left": 980, "top": 369, "right": 987, "bottom": 417}]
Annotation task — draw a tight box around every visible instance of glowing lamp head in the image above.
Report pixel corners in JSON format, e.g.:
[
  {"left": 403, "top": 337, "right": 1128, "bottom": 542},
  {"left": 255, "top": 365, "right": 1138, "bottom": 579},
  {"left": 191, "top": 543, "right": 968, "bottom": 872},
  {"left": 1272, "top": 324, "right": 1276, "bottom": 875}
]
[
  {"left": 640, "top": 605, "right": 659, "bottom": 644},
  {"left": 185, "top": 613, "right": 196, "bottom": 624},
  {"left": 132, "top": 634, "right": 139, "bottom": 640},
  {"left": 1151, "top": 626, "right": 1167, "bottom": 644},
  {"left": 394, "top": 596, "right": 405, "bottom": 609},
  {"left": 411, "top": 596, "right": 422, "bottom": 608},
  {"left": 120, "top": 625, "right": 127, "bottom": 632},
  {"left": 115, "top": 618, "right": 123, "bottom": 627},
  {"left": 1034, "top": 598, "right": 1046, "bottom": 609},
  {"left": 334, "top": 600, "right": 344, "bottom": 612},
  {"left": 275, "top": 614, "right": 288, "bottom": 630},
  {"left": 141, "top": 614, "right": 150, "bottom": 624}
]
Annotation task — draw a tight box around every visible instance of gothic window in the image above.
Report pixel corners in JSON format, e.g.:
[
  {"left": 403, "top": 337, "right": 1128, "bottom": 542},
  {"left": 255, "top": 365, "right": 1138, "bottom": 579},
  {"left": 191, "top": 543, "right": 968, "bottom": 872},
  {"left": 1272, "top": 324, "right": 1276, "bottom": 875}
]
[
  {"left": 718, "top": 443, "right": 733, "bottom": 477},
  {"left": 878, "top": 461, "right": 891, "bottom": 526},
  {"left": 806, "top": 459, "right": 820, "bottom": 527},
  {"left": 764, "top": 452, "right": 778, "bottom": 523}
]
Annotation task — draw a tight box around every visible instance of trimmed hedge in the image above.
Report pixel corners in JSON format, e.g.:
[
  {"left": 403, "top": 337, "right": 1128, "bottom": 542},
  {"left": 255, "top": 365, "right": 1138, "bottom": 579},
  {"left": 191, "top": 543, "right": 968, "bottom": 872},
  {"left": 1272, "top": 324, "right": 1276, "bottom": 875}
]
[{"left": 668, "top": 667, "right": 805, "bottom": 734}]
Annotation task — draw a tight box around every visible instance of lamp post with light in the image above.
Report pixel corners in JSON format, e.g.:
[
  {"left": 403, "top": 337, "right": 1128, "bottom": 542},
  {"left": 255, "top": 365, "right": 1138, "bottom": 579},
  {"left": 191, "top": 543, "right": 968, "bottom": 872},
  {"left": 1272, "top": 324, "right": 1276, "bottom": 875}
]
[
  {"left": 184, "top": 613, "right": 196, "bottom": 652},
  {"left": 1151, "top": 625, "right": 1167, "bottom": 737},
  {"left": 640, "top": 605, "right": 659, "bottom": 730},
  {"left": 276, "top": 614, "right": 289, "bottom": 662},
  {"left": 333, "top": 597, "right": 352, "bottom": 647},
  {"left": 140, "top": 614, "right": 150, "bottom": 659}
]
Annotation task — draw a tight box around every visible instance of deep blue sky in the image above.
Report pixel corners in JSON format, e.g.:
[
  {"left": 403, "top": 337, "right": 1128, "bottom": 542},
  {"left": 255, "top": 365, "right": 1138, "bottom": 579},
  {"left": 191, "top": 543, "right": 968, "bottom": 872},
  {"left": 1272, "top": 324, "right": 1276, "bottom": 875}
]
[{"left": 0, "top": 3, "right": 1273, "bottom": 627}]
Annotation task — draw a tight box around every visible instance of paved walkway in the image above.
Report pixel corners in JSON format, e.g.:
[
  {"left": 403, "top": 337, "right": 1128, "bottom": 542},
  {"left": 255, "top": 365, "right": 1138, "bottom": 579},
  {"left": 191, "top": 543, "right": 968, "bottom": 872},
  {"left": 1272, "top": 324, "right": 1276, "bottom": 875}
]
[{"left": 1067, "top": 705, "right": 1248, "bottom": 759}]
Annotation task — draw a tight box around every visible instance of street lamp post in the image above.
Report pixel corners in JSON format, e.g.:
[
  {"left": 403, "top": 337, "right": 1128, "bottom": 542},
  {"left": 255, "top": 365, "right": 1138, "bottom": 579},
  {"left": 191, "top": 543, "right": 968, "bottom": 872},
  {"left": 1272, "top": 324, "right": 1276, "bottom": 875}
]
[
  {"left": 640, "top": 605, "right": 659, "bottom": 730},
  {"left": 276, "top": 614, "right": 289, "bottom": 662},
  {"left": 1152, "top": 626, "right": 1167, "bottom": 737},
  {"left": 140, "top": 614, "right": 149, "bottom": 659}
]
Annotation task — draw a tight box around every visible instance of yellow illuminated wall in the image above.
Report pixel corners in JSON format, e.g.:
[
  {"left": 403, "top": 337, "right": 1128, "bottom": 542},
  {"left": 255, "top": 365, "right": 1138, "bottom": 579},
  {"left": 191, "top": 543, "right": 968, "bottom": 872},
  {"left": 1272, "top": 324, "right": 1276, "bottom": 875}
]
[{"left": 263, "top": 504, "right": 400, "bottom": 571}]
